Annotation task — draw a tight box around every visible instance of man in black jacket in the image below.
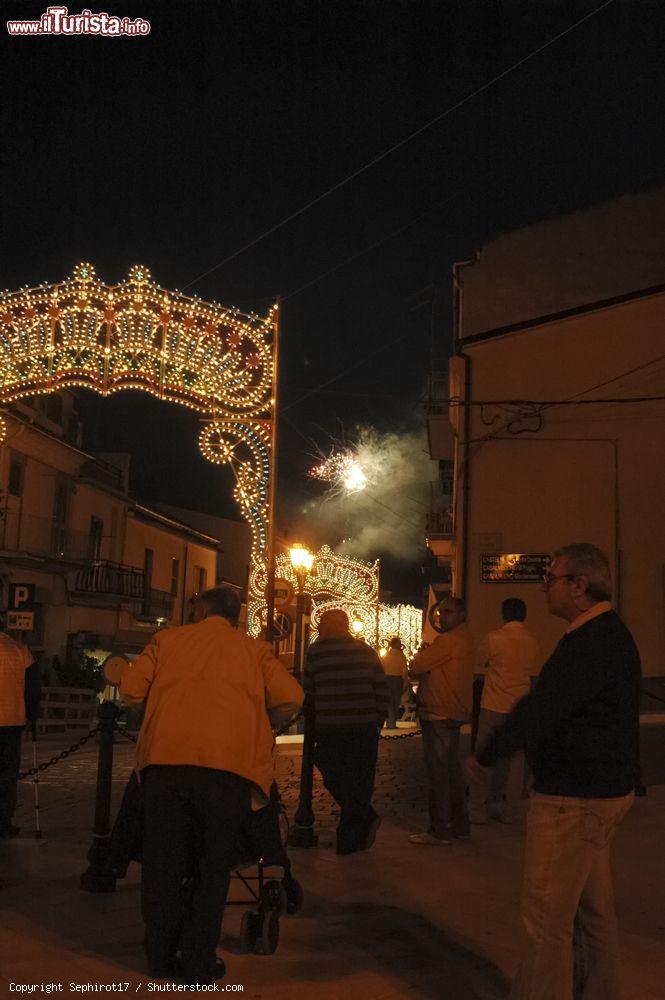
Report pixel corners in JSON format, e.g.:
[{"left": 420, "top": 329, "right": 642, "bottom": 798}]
[{"left": 467, "top": 543, "right": 640, "bottom": 1000}]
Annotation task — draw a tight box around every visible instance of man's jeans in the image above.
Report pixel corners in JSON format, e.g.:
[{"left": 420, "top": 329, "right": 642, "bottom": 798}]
[
  {"left": 385, "top": 676, "right": 403, "bottom": 728},
  {"left": 420, "top": 719, "right": 469, "bottom": 839},
  {"left": 470, "top": 708, "right": 524, "bottom": 822},
  {"left": 511, "top": 791, "right": 633, "bottom": 1000},
  {"left": 0, "top": 728, "right": 22, "bottom": 832}
]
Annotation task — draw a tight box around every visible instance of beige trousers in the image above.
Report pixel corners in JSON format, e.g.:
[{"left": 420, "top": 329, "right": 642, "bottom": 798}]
[{"left": 511, "top": 791, "right": 633, "bottom": 1000}]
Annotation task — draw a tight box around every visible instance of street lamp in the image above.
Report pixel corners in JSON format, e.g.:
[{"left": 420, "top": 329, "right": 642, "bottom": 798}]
[
  {"left": 288, "top": 543, "right": 318, "bottom": 848},
  {"left": 289, "top": 544, "right": 314, "bottom": 683},
  {"left": 350, "top": 614, "right": 364, "bottom": 637}
]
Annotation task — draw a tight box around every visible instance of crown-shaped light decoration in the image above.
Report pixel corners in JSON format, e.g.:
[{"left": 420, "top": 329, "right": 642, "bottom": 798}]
[
  {"left": 247, "top": 542, "right": 422, "bottom": 652},
  {"left": 0, "top": 263, "right": 277, "bottom": 560}
]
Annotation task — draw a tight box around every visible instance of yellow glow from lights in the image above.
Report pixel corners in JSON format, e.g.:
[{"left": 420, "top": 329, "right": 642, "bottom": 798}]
[
  {"left": 0, "top": 264, "right": 278, "bottom": 635},
  {"left": 289, "top": 543, "right": 315, "bottom": 573},
  {"left": 350, "top": 615, "right": 364, "bottom": 635}
]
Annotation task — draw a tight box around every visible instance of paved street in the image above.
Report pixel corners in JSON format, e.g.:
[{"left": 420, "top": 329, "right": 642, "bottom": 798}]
[{"left": 1, "top": 727, "right": 664, "bottom": 998}]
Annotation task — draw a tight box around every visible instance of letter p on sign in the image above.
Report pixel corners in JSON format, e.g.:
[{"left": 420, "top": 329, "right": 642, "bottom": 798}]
[{"left": 9, "top": 583, "right": 36, "bottom": 610}]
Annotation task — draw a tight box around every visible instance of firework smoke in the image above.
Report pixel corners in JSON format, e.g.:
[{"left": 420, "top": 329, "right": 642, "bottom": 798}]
[{"left": 302, "top": 425, "right": 436, "bottom": 561}]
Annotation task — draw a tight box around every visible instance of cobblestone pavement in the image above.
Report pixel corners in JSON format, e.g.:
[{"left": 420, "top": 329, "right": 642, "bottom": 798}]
[{"left": 1, "top": 729, "right": 664, "bottom": 999}]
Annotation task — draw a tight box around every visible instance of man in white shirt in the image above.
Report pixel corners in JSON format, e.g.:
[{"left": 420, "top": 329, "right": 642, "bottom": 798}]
[
  {"left": 381, "top": 637, "right": 408, "bottom": 729},
  {"left": 469, "top": 598, "right": 540, "bottom": 824}
]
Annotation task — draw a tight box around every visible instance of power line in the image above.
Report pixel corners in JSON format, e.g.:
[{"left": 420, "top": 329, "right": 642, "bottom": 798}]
[
  {"left": 281, "top": 327, "right": 415, "bottom": 413},
  {"left": 181, "top": 0, "right": 615, "bottom": 293}
]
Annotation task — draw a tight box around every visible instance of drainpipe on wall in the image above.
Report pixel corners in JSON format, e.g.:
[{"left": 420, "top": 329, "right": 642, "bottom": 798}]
[
  {"left": 180, "top": 542, "right": 189, "bottom": 625},
  {"left": 452, "top": 251, "right": 480, "bottom": 603}
]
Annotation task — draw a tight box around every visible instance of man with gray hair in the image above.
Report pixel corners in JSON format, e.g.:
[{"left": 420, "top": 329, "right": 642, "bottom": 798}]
[{"left": 467, "top": 543, "right": 641, "bottom": 1000}]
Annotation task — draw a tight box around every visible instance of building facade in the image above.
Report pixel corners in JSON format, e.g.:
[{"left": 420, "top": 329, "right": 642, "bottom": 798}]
[
  {"left": 433, "top": 190, "right": 665, "bottom": 677},
  {"left": 0, "top": 394, "right": 219, "bottom": 673}
]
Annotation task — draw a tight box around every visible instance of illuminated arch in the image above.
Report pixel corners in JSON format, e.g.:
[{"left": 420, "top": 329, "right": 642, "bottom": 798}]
[
  {"left": 0, "top": 263, "right": 276, "bottom": 619},
  {"left": 248, "top": 543, "right": 422, "bottom": 653}
]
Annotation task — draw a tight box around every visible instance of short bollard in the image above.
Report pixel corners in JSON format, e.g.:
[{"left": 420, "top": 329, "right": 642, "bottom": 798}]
[
  {"left": 288, "top": 720, "right": 318, "bottom": 848},
  {"left": 80, "top": 701, "right": 119, "bottom": 893}
]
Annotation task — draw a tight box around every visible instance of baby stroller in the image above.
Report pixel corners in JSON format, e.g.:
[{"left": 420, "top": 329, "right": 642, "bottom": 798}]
[
  {"left": 227, "top": 782, "right": 304, "bottom": 955},
  {"left": 108, "top": 772, "right": 303, "bottom": 957}
]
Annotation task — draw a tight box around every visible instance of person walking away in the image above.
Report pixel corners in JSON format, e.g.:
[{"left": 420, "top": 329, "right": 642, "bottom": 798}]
[
  {"left": 304, "top": 609, "right": 389, "bottom": 855},
  {"left": 0, "top": 624, "right": 40, "bottom": 837},
  {"left": 470, "top": 598, "right": 541, "bottom": 824},
  {"left": 382, "top": 636, "right": 408, "bottom": 728},
  {"left": 408, "top": 596, "right": 474, "bottom": 844},
  {"left": 466, "top": 544, "right": 640, "bottom": 1000},
  {"left": 119, "top": 586, "right": 303, "bottom": 986}
]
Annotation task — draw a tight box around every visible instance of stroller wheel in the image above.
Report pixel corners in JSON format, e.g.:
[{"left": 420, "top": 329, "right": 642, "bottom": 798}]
[
  {"left": 262, "top": 879, "right": 287, "bottom": 916},
  {"left": 239, "top": 910, "right": 260, "bottom": 954},
  {"left": 283, "top": 876, "right": 304, "bottom": 915},
  {"left": 254, "top": 910, "right": 279, "bottom": 955}
]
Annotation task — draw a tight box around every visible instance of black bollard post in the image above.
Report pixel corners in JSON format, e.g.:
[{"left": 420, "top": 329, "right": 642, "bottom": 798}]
[
  {"left": 288, "top": 718, "right": 318, "bottom": 848},
  {"left": 80, "top": 701, "right": 119, "bottom": 893}
]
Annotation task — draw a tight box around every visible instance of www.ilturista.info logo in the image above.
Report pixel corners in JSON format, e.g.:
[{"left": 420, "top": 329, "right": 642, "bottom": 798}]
[{"left": 7, "top": 6, "right": 151, "bottom": 36}]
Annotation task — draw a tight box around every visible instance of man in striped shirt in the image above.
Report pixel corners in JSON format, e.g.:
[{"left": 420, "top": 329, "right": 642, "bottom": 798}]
[{"left": 304, "top": 609, "right": 389, "bottom": 855}]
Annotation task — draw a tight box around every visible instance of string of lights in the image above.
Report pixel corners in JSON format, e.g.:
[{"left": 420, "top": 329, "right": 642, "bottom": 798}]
[{"left": 0, "top": 263, "right": 278, "bottom": 625}]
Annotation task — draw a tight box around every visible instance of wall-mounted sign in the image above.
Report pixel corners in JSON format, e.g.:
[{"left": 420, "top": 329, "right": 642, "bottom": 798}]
[
  {"left": 8, "top": 583, "right": 36, "bottom": 611},
  {"left": 7, "top": 611, "right": 35, "bottom": 630},
  {"left": 481, "top": 553, "right": 550, "bottom": 584},
  {"left": 269, "top": 578, "right": 294, "bottom": 608}
]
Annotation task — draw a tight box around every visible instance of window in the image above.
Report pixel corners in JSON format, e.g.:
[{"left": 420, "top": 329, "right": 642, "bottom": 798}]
[
  {"left": 144, "top": 548, "right": 154, "bottom": 587},
  {"left": 194, "top": 565, "right": 207, "bottom": 594},
  {"left": 142, "top": 548, "right": 154, "bottom": 616},
  {"left": 439, "top": 459, "right": 454, "bottom": 496},
  {"left": 46, "top": 393, "right": 63, "bottom": 424},
  {"left": 51, "top": 480, "right": 70, "bottom": 557},
  {"left": 170, "top": 557, "right": 180, "bottom": 597},
  {"left": 8, "top": 454, "right": 25, "bottom": 497},
  {"left": 89, "top": 517, "right": 103, "bottom": 562}
]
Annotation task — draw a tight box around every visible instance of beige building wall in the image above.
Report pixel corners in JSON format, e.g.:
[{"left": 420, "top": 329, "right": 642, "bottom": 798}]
[
  {"left": 453, "top": 290, "right": 665, "bottom": 676},
  {"left": 1, "top": 407, "right": 220, "bottom": 663},
  {"left": 123, "top": 513, "right": 218, "bottom": 626}
]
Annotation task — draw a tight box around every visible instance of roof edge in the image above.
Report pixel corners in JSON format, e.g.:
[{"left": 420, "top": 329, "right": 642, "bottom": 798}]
[{"left": 459, "top": 282, "right": 665, "bottom": 348}]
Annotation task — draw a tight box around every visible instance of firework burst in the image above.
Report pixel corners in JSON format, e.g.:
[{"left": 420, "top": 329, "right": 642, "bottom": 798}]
[{"left": 309, "top": 448, "right": 368, "bottom": 495}]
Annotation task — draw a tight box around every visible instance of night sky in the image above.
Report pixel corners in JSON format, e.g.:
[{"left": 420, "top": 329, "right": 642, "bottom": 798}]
[{"left": 2, "top": 0, "right": 665, "bottom": 601}]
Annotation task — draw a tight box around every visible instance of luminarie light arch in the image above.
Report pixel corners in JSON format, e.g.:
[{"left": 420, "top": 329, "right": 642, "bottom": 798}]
[{"left": 0, "top": 263, "right": 277, "bottom": 615}]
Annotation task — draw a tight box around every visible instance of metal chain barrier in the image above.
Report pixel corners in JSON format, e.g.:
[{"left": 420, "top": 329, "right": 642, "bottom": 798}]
[
  {"left": 18, "top": 725, "right": 100, "bottom": 780},
  {"left": 380, "top": 727, "right": 422, "bottom": 740},
  {"left": 113, "top": 724, "right": 138, "bottom": 743}
]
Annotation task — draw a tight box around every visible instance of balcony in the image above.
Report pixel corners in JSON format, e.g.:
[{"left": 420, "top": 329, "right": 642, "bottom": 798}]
[
  {"left": 426, "top": 509, "right": 454, "bottom": 536},
  {"left": 426, "top": 506, "right": 455, "bottom": 559},
  {"left": 0, "top": 512, "right": 91, "bottom": 564},
  {"left": 137, "top": 588, "right": 176, "bottom": 621},
  {"left": 73, "top": 564, "right": 175, "bottom": 622},
  {"left": 73, "top": 561, "right": 145, "bottom": 604}
]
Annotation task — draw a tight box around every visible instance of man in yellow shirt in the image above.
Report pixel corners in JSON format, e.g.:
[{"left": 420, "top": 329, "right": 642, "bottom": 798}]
[
  {"left": 408, "top": 596, "right": 475, "bottom": 844},
  {"left": 119, "top": 586, "right": 303, "bottom": 986},
  {"left": 470, "top": 598, "right": 540, "bottom": 824}
]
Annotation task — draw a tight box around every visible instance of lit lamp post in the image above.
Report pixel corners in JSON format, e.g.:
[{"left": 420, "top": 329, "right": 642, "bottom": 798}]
[
  {"left": 350, "top": 614, "right": 364, "bottom": 637},
  {"left": 288, "top": 543, "right": 318, "bottom": 848},
  {"left": 289, "top": 543, "right": 314, "bottom": 683}
]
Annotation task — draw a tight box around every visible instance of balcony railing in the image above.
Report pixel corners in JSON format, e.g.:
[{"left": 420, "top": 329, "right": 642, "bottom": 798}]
[
  {"left": 426, "top": 509, "right": 454, "bottom": 537},
  {"left": 139, "top": 588, "right": 176, "bottom": 621},
  {"left": 74, "top": 561, "right": 145, "bottom": 601},
  {"left": 1, "top": 512, "right": 91, "bottom": 562},
  {"left": 74, "top": 565, "right": 175, "bottom": 621}
]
